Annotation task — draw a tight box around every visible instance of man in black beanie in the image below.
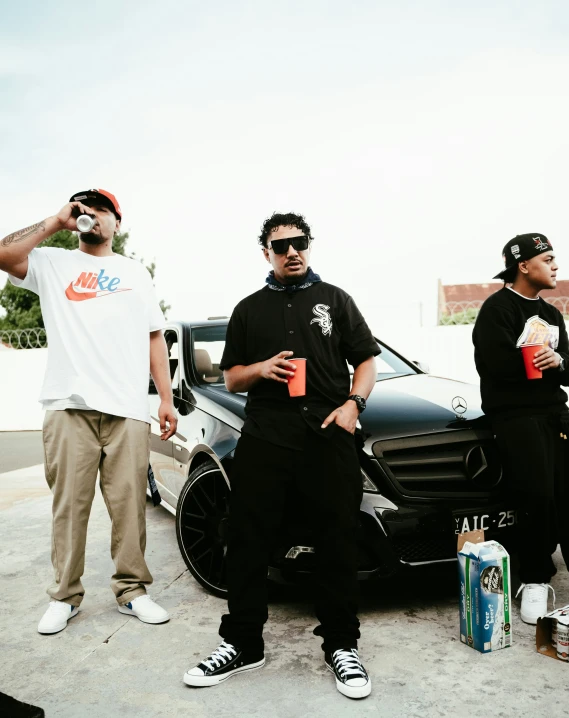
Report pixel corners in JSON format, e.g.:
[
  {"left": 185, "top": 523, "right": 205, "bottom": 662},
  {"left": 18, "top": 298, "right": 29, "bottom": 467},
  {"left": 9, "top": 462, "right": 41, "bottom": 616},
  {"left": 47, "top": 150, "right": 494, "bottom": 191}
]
[{"left": 472, "top": 233, "right": 569, "bottom": 623}]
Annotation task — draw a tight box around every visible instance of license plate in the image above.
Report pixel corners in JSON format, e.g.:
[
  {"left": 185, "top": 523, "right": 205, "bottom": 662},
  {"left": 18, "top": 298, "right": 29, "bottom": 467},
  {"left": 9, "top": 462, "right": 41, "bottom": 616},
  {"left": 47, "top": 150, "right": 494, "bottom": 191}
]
[{"left": 454, "top": 510, "right": 516, "bottom": 535}]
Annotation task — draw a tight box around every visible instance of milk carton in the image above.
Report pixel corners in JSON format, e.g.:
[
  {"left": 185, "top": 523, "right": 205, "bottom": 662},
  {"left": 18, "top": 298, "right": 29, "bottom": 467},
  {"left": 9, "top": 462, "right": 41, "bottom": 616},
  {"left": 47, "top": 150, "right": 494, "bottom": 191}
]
[{"left": 458, "top": 531, "right": 512, "bottom": 653}]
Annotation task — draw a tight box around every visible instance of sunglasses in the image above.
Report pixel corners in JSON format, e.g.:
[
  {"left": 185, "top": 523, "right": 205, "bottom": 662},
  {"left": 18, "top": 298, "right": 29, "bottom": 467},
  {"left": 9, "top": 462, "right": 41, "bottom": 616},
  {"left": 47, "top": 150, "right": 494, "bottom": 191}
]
[{"left": 268, "top": 236, "right": 310, "bottom": 255}]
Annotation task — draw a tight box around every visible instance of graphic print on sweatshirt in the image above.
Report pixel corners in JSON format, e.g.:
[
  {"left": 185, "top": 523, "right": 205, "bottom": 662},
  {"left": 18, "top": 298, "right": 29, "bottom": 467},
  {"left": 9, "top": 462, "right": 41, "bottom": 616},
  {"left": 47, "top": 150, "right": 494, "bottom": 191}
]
[
  {"left": 65, "top": 269, "right": 132, "bottom": 302},
  {"left": 516, "top": 315, "right": 559, "bottom": 349}
]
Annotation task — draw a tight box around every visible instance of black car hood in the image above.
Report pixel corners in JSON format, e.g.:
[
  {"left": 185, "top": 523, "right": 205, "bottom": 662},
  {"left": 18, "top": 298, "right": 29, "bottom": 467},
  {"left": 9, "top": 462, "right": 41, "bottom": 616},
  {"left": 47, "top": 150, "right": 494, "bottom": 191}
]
[
  {"left": 199, "top": 374, "right": 487, "bottom": 439},
  {"left": 360, "top": 374, "right": 486, "bottom": 441}
]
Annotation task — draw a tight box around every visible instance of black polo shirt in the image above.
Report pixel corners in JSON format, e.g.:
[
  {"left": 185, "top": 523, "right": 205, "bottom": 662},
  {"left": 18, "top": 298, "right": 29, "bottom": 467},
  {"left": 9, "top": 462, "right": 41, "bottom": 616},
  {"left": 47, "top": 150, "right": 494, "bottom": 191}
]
[{"left": 220, "top": 280, "right": 380, "bottom": 450}]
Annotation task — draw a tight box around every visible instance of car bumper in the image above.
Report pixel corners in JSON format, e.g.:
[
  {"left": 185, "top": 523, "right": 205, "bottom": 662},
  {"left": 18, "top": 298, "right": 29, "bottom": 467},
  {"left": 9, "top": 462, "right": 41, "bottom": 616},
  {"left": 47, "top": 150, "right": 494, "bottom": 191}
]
[{"left": 268, "top": 491, "right": 518, "bottom": 584}]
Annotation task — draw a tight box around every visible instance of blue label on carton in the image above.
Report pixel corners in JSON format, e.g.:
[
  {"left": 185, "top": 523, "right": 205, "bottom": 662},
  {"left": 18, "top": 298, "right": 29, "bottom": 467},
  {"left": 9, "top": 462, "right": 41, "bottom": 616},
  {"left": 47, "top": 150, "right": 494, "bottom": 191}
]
[{"left": 458, "top": 539, "right": 512, "bottom": 653}]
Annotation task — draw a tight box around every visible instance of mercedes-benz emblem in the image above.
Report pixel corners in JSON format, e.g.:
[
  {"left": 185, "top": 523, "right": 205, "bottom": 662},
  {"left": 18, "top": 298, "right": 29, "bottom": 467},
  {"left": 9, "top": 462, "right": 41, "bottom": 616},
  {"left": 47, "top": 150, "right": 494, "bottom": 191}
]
[
  {"left": 452, "top": 396, "right": 467, "bottom": 414},
  {"left": 464, "top": 445, "right": 488, "bottom": 481}
]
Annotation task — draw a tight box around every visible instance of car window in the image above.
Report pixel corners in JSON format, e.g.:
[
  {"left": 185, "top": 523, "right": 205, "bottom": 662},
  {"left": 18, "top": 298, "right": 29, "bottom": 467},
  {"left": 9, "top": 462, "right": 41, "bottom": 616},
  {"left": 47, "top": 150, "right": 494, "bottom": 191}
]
[
  {"left": 191, "top": 325, "right": 227, "bottom": 385},
  {"left": 165, "top": 329, "right": 180, "bottom": 390},
  {"left": 149, "top": 328, "right": 181, "bottom": 394}
]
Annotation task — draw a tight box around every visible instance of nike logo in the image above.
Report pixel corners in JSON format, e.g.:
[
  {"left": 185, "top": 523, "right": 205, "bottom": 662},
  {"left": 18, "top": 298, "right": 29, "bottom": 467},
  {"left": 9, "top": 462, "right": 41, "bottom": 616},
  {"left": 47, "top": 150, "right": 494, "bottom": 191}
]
[
  {"left": 65, "top": 283, "right": 132, "bottom": 302},
  {"left": 65, "top": 269, "right": 132, "bottom": 302}
]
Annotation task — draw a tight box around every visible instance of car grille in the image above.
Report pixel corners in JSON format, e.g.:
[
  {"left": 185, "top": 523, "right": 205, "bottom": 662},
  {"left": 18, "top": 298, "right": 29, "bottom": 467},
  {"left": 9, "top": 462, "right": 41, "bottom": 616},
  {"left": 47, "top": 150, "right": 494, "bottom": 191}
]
[
  {"left": 394, "top": 534, "right": 455, "bottom": 563},
  {"left": 371, "top": 430, "right": 502, "bottom": 498}
]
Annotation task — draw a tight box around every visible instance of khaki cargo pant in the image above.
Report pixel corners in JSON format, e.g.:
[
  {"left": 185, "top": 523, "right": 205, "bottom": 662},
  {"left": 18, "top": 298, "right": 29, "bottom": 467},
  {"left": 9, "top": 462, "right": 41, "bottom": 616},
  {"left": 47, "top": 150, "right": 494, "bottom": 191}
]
[{"left": 42, "top": 409, "right": 153, "bottom": 607}]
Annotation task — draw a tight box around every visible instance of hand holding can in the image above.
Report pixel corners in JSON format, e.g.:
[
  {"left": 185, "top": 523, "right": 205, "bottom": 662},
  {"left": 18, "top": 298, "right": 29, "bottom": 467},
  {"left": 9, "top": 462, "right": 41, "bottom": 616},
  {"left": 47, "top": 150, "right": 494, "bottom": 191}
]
[
  {"left": 76, "top": 214, "right": 96, "bottom": 233},
  {"left": 71, "top": 205, "right": 96, "bottom": 233}
]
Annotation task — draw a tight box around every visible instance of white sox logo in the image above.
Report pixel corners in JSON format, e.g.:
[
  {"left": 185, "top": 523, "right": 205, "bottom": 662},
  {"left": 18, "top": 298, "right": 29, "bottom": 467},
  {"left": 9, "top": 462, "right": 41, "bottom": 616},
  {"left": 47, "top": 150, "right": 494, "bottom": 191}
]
[{"left": 310, "top": 304, "right": 333, "bottom": 336}]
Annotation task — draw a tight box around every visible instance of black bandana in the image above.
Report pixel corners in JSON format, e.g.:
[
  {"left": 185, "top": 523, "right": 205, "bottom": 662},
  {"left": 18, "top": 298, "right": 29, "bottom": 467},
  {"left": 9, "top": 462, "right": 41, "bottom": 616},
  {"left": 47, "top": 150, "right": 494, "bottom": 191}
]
[{"left": 265, "top": 267, "right": 322, "bottom": 293}]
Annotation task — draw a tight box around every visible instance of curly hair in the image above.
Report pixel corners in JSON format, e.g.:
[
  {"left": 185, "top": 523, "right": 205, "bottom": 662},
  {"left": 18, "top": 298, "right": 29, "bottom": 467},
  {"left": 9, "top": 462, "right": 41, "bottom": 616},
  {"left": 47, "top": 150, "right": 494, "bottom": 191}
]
[{"left": 258, "top": 212, "right": 313, "bottom": 248}]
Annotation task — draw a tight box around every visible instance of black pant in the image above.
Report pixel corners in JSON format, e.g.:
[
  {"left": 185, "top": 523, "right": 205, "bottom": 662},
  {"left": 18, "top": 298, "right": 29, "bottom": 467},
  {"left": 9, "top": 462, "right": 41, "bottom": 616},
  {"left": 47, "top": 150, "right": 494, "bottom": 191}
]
[
  {"left": 492, "top": 413, "right": 569, "bottom": 584},
  {"left": 219, "top": 428, "right": 363, "bottom": 655}
]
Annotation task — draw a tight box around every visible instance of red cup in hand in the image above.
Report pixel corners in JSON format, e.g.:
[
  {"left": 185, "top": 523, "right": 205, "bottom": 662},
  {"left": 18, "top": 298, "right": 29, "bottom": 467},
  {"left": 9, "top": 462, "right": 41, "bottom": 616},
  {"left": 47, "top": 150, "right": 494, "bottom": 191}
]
[
  {"left": 287, "top": 358, "right": 307, "bottom": 397},
  {"left": 521, "top": 343, "right": 544, "bottom": 380}
]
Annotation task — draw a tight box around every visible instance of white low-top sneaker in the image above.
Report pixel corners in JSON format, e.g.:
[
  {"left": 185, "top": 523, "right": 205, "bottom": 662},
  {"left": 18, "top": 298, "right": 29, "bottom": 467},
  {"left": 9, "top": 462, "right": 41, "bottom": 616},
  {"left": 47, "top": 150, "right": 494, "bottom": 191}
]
[
  {"left": 516, "top": 583, "right": 556, "bottom": 624},
  {"left": 38, "top": 600, "right": 79, "bottom": 634},
  {"left": 325, "top": 648, "right": 371, "bottom": 699},
  {"left": 118, "top": 594, "right": 169, "bottom": 624}
]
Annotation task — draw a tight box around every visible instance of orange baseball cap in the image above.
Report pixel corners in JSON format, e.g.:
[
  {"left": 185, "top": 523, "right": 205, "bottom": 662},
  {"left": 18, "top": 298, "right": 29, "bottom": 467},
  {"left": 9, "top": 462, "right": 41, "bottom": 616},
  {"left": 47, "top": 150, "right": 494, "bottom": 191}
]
[{"left": 70, "top": 188, "right": 122, "bottom": 219}]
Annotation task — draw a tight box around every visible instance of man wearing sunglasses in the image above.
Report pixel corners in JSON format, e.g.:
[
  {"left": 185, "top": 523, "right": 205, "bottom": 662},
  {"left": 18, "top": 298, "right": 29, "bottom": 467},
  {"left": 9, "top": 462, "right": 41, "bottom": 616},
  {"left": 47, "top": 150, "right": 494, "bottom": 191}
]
[{"left": 184, "top": 212, "right": 379, "bottom": 699}]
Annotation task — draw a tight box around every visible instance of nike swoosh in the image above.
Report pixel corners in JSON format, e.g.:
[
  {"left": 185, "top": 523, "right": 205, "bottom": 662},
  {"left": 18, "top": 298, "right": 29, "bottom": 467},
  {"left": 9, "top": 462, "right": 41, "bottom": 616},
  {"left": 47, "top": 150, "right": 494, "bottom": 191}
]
[{"left": 65, "top": 283, "right": 132, "bottom": 301}]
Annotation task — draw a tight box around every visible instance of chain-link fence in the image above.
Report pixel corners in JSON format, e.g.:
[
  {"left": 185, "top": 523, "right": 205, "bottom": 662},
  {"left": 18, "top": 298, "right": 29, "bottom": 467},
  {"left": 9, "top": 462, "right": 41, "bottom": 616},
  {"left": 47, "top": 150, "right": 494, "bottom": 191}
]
[
  {"left": 0, "top": 328, "right": 47, "bottom": 349},
  {"left": 548, "top": 296, "right": 569, "bottom": 316},
  {"left": 439, "top": 297, "right": 569, "bottom": 325}
]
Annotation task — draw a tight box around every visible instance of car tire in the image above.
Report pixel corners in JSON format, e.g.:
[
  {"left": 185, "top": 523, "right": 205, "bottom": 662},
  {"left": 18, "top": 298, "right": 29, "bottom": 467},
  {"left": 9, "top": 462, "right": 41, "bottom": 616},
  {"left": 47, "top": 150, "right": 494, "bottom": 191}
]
[{"left": 176, "top": 459, "right": 230, "bottom": 598}]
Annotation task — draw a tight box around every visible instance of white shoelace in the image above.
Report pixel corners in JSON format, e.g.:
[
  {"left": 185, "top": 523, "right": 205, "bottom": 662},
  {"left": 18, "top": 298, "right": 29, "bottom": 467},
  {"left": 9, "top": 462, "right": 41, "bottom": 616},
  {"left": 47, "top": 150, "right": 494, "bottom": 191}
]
[
  {"left": 515, "top": 582, "right": 556, "bottom": 608},
  {"left": 332, "top": 649, "right": 367, "bottom": 680},
  {"left": 202, "top": 642, "right": 237, "bottom": 671}
]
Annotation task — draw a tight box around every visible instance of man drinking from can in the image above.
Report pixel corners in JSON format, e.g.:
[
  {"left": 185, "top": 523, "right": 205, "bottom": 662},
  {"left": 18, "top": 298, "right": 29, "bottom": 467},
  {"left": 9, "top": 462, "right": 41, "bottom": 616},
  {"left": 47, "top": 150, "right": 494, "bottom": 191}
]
[{"left": 0, "top": 189, "right": 177, "bottom": 632}]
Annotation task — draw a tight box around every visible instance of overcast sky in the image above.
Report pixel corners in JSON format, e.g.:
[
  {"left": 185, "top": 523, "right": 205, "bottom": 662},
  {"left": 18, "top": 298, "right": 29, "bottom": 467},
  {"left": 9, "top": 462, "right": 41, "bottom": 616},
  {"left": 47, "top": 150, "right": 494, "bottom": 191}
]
[{"left": 2, "top": 0, "right": 569, "bottom": 330}]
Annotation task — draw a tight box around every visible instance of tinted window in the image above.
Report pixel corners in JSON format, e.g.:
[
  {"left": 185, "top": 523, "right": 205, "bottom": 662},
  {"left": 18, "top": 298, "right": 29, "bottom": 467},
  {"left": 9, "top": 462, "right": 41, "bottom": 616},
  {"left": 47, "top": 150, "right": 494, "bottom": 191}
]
[{"left": 191, "top": 325, "right": 227, "bottom": 385}]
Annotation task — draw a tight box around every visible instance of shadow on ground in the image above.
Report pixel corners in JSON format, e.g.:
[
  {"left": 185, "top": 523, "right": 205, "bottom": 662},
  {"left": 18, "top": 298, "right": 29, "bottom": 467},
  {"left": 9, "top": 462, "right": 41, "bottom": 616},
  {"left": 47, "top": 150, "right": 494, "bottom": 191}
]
[{"left": 1, "top": 460, "right": 568, "bottom": 718}]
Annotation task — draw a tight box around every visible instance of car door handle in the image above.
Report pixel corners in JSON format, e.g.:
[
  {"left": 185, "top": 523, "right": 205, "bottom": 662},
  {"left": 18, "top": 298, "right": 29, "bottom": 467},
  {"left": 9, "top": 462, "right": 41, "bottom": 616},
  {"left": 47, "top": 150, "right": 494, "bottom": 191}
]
[{"left": 150, "top": 415, "right": 187, "bottom": 442}]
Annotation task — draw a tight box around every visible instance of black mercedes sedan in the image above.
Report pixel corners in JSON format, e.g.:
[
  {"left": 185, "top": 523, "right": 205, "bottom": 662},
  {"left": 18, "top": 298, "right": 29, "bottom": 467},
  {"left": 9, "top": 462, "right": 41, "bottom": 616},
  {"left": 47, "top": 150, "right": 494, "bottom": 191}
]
[{"left": 148, "top": 319, "right": 516, "bottom": 597}]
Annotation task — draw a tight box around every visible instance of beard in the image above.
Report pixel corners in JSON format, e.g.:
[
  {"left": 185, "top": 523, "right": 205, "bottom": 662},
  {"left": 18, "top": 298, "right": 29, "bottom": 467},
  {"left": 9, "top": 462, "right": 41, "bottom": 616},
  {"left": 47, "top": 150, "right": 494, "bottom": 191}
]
[
  {"left": 79, "top": 232, "right": 106, "bottom": 245},
  {"left": 281, "top": 267, "right": 307, "bottom": 284}
]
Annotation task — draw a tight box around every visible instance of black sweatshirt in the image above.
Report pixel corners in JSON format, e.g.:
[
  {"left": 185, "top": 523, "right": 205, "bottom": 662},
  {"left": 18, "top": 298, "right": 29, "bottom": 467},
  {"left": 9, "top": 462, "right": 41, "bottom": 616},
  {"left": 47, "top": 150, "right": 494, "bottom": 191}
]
[{"left": 472, "top": 287, "right": 569, "bottom": 416}]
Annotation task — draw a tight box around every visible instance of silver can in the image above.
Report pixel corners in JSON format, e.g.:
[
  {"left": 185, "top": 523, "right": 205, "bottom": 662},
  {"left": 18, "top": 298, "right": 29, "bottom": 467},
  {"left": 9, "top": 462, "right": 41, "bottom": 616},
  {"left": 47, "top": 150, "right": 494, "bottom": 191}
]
[
  {"left": 557, "top": 623, "right": 569, "bottom": 662},
  {"left": 76, "top": 214, "right": 96, "bottom": 233},
  {"left": 551, "top": 618, "right": 558, "bottom": 648}
]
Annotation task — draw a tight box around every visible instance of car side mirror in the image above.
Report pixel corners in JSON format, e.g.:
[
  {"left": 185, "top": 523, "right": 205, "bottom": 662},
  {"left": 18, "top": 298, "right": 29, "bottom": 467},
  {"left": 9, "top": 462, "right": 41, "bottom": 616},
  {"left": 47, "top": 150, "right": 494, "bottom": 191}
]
[{"left": 413, "top": 360, "right": 430, "bottom": 373}]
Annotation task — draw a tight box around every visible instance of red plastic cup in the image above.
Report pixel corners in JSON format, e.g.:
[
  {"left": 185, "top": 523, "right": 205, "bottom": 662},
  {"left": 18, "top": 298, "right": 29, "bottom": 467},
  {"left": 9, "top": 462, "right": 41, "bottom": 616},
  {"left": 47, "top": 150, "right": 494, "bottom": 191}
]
[
  {"left": 520, "top": 343, "right": 544, "bottom": 380},
  {"left": 287, "top": 358, "right": 306, "bottom": 397}
]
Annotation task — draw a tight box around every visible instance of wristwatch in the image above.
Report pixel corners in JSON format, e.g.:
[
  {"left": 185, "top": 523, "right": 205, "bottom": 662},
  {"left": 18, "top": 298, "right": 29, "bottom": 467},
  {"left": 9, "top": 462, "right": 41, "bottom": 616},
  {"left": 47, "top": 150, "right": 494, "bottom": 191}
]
[
  {"left": 559, "top": 355, "right": 566, "bottom": 372},
  {"left": 348, "top": 394, "right": 366, "bottom": 413}
]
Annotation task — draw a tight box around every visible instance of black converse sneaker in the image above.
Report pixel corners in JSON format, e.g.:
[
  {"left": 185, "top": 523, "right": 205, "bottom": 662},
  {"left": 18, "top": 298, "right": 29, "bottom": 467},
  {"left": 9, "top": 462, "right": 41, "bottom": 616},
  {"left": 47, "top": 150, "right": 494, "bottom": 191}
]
[
  {"left": 325, "top": 648, "right": 371, "bottom": 699},
  {"left": 183, "top": 641, "right": 265, "bottom": 687}
]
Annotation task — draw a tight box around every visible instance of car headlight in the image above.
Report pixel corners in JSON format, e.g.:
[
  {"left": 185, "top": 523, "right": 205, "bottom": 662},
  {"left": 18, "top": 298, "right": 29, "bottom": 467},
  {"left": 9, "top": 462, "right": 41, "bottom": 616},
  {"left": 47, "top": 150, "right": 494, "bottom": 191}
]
[{"left": 361, "top": 468, "right": 379, "bottom": 493}]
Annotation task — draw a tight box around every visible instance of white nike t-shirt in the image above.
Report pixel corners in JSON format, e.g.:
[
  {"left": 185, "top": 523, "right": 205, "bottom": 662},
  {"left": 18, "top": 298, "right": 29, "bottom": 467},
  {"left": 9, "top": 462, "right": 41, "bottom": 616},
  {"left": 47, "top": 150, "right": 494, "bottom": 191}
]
[{"left": 9, "top": 247, "right": 165, "bottom": 423}]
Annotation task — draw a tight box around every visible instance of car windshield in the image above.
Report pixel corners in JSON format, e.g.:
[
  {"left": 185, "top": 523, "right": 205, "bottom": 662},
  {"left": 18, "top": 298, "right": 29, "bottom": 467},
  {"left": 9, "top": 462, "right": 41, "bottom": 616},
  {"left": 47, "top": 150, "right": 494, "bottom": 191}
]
[
  {"left": 190, "top": 324, "right": 418, "bottom": 386},
  {"left": 372, "top": 341, "right": 418, "bottom": 381}
]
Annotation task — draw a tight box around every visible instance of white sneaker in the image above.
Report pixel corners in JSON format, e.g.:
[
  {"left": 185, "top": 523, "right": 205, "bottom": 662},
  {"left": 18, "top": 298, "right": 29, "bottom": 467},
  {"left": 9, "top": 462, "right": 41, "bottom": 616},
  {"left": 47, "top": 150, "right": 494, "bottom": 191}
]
[
  {"left": 325, "top": 648, "right": 371, "bottom": 699},
  {"left": 516, "top": 583, "right": 556, "bottom": 624},
  {"left": 38, "top": 600, "right": 79, "bottom": 634},
  {"left": 118, "top": 594, "right": 169, "bottom": 624}
]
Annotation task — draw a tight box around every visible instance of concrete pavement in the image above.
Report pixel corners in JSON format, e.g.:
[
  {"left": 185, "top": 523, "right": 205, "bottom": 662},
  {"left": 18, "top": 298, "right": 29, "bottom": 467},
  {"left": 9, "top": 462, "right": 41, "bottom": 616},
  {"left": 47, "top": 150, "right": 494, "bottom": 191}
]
[
  {"left": 0, "top": 452, "right": 568, "bottom": 716},
  {"left": 0, "top": 431, "right": 43, "bottom": 473}
]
